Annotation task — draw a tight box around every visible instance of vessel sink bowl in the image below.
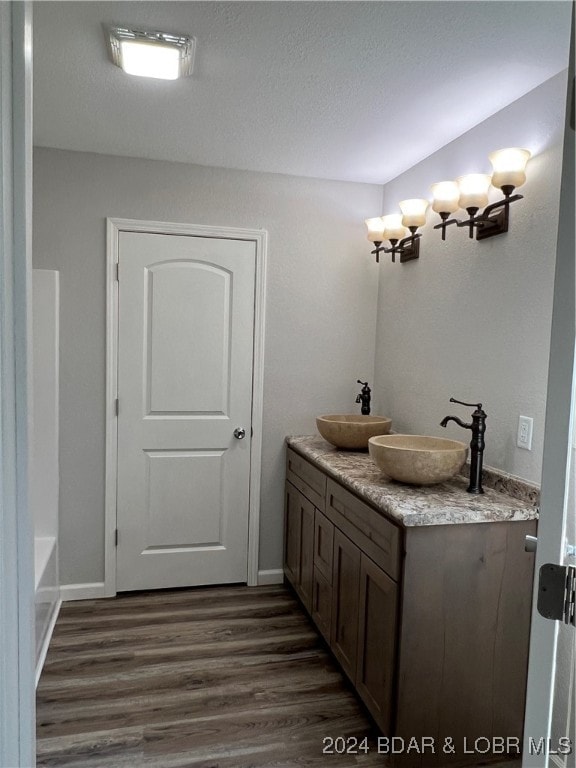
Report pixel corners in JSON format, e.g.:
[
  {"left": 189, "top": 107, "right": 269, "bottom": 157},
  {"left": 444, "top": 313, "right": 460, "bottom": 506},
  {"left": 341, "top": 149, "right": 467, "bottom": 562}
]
[
  {"left": 316, "top": 414, "right": 392, "bottom": 450},
  {"left": 368, "top": 434, "right": 468, "bottom": 485}
]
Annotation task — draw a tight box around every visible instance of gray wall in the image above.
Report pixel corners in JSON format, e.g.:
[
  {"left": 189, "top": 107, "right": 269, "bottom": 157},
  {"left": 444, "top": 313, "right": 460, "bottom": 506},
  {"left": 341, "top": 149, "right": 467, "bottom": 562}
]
[
  {"left": 33, "top": 149, "right": 381, "bottom": 585},
  {"left": 372, "top": 72, "right": 568, "bottom": 485}
]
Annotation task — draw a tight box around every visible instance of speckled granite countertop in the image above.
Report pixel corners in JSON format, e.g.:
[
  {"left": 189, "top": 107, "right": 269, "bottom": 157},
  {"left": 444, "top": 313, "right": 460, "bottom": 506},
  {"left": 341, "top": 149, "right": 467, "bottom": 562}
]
[{"left": 287, "top": 436, "right": 539, "bottom": 528}]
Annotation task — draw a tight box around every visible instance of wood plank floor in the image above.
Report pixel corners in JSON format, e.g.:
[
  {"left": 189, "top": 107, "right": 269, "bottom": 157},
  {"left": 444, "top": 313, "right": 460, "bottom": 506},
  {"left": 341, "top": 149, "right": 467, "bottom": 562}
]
[{"left": 37, "top": 585, "right": 522, "bottom": 768}]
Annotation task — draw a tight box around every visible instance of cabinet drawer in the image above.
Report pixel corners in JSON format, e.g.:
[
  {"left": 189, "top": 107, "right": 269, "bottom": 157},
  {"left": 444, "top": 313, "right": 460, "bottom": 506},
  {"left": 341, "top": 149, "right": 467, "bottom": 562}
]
[
  {"left": 311, "top": 567, "right": 332, "bottom": 643},
  {"left": 286, "top": 448, "right": 326, "bottom": 511},
  {"left": 314, "top": 509, "right": 334, "bottom": 583},
  {"left": 326, "top": 478, "right": 401, "bottom": 581}
]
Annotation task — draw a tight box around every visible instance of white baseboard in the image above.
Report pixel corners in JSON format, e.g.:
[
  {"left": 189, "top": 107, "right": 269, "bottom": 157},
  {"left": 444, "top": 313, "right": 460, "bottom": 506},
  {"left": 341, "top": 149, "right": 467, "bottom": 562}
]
[
  {"left": 34, "top": 535, "right": 57, "bottom": 591},
  {"left": 257, "top": 568, "right": 284, "bottom": 585},
  {"left": 35, "top": 598, "right": 61, "bottom": 687},
  {"left": 62, "top": 574, "right": 284, "bottom": 595},
  {"left": 60, "top": 582, "right": 107, "bottom": 601}
]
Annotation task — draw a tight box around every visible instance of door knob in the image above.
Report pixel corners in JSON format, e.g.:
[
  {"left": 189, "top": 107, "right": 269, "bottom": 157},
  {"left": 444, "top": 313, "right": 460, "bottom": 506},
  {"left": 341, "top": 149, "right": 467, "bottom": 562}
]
[
  {"left": 525, "top": 535, "right": 538, "bottom": 553},
  {"left": 234, "top": 427, "right": 246, "bottom": 440}
]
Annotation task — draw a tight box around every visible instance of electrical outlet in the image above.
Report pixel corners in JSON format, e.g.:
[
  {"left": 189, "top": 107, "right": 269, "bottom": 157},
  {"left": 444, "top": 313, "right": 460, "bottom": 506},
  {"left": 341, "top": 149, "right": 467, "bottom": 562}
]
[{"left": 517, "top": 415, "right": 533, "bottom": 451}]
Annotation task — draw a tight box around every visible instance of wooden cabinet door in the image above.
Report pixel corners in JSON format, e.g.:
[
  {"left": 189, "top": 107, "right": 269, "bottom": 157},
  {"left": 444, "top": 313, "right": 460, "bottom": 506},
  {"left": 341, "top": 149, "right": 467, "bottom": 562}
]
[
  {"left": 331, "top": 528, "right": 361, "bottom": 682},
  {"left": 297, "top": 495, "right": 314, "bottom": 611},
  {"left": 284, "top": 481, "right": 314, "bottom": 611},
  {"left": 314, "top": 509, "right": 334, "bottom": 582},
  {"left": 356, "top": 553, "right": 398, "bottom": 734},
  {"left": 284, "top": 481, "right": 301, "bottom": 587},
  {"left": 311, "top": 566, "right": 332, "bottom": 643}
]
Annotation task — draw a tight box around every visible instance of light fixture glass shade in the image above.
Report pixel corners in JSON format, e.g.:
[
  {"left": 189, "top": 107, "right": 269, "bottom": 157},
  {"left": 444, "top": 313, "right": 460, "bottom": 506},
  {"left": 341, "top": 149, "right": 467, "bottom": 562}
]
[
  {"left": 430, "top": 181, "right": 460, "bottom": 214},
  {"left": 489, "top": 147, "right": 531, "bottom": 190},
  {"left": 381, "top": 214, "right": 407, "bottom": 242},
  {"left": 457, "top": 174, "right": 491, "bottom": 210},
  {"left": 120, "top": 40, "right": 180, "bottom": 79},
  {"left": 109, "top": 27, "right": 195, "bottom": 80},
  {"left": 365, "top": 217, "right": 386, "bottom": 242},
  {"left": 399, "top": 198, "right": 429, "bottom": 228}
]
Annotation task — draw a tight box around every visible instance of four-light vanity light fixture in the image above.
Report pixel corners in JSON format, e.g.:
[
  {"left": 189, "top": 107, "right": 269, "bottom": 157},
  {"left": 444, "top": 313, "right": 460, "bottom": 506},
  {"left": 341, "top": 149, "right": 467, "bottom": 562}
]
[{"left": 365, "top": 147, "right": 531, "bottom": 263}]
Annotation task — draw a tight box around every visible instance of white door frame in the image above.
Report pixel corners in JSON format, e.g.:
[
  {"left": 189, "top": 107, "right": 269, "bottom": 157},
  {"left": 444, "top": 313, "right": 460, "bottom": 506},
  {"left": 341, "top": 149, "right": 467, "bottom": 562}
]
[
  {"left": 0, "top": 3, "right": 35, "bottom": 766},
  {"left": 105, "top": 218, "right": 267, "bottom": 596},
  {"left": 522, "top": 31, "right": 575, "bottom": 767}
]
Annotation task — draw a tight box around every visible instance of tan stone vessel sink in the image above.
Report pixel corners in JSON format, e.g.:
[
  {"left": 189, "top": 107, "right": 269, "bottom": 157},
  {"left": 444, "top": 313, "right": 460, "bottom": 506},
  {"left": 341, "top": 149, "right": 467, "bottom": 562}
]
[
  {"left": 368, "top": 434, "right": 468, "bottom": 485},
  {"left": 316, "top": 414, "right": 392, "bottom": 450}
]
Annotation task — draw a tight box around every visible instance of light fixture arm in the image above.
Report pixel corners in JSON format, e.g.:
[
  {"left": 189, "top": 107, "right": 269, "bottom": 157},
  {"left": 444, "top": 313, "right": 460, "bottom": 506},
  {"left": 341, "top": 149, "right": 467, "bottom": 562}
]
[
  {"left": 433, "top": 213, "right": 459, "bottom": 241},
  {"left": 373, "top": 232, "right": 421, "bottom": 263},
  {"left": 456, "top": 193, "right": 523, "bottom": 240},
  {"left": 370, "top": 241, "right": 383, "bottom": 263},
  {"left": 456, "top": 207, "right": 481, "bottom": 239}
]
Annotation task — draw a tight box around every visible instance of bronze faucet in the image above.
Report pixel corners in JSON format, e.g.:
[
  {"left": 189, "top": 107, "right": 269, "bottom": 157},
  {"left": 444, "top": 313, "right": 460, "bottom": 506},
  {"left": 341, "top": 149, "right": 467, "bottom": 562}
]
[
  {"left": 355, "top": 380, "right": 371, "bottom": 415},
  {"left": 440, "top": 398, "right": 487, "bottom": 494}
]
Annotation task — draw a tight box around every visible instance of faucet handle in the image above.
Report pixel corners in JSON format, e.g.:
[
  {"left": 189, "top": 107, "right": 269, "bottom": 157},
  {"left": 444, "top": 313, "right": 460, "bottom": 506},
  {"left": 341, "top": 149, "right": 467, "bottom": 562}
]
[
  {"left": 450, "top": 397, "right": 483, "bottom": 410},
  {"left": 357, "top": 379, "right": 369, "bottom": 387}
]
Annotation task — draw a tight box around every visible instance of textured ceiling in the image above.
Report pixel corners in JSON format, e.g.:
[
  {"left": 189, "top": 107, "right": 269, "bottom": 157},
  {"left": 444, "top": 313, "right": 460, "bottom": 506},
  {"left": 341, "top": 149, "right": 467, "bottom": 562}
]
[{"left": 33, "top": 1, "right": 571, "bottom": 184}]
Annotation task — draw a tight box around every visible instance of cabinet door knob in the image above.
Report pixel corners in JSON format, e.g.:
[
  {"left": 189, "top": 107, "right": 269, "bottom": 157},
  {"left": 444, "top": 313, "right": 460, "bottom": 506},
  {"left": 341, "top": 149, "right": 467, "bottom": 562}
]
[
  {"left": 525, "top": 535, "right": 538, "bottom": 553},
  {"left": 234, "top": 427, "right": 246, "bottom": 440}
]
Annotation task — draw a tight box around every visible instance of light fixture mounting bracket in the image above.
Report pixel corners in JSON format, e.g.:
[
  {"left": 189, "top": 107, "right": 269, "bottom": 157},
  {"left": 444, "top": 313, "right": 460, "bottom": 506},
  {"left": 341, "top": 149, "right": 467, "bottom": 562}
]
[
  {"left": 474, "top": 194, "right": 523, "bottom": 240},
  {"left": 398, "top": 236, "right": 420, "bottom": 263}
]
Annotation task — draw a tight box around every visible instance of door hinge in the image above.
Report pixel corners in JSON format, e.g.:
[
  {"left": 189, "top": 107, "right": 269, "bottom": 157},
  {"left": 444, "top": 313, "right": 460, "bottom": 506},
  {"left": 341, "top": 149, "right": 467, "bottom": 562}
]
[
  {"left": 115, "top": 398, "right": 119, "bottom": 416},
  {"left": 115, "top": 528, "right": 118, "bottom": 547},
  {"left": 537, "top": 563, "right": 575, "bottom": 626},
  {"left": 115, "top": 262, "right": 119, "bottom": 281}
]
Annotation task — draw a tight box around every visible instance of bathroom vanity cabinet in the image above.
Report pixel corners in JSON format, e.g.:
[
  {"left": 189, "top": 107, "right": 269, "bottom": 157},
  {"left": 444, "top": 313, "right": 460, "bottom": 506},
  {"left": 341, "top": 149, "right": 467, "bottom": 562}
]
[{"left": 284, "top": 440, "right": 538, "bottom": 767}]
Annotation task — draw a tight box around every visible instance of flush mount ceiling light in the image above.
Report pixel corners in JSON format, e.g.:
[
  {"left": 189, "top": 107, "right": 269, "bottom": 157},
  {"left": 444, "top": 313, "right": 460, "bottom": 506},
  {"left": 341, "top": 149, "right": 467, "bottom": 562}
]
[{"left": 108, "top": 26, "right": 195, "bottom": 80}]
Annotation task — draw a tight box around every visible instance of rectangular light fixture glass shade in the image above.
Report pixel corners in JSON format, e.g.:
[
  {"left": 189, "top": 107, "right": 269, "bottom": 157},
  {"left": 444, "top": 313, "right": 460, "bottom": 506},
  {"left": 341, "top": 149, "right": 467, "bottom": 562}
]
[{"left": 109, "top": 27, "right": 195, "bottom": 80}]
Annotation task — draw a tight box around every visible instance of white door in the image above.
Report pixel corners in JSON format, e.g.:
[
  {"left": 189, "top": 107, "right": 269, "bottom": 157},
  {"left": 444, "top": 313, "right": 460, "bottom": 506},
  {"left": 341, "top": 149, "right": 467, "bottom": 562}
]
[
  {"left": 116, "top": 231, "right": 256, "bottom": 591},
  {"left": 522, "top": 45, "right": 575, "bottom": 768}
]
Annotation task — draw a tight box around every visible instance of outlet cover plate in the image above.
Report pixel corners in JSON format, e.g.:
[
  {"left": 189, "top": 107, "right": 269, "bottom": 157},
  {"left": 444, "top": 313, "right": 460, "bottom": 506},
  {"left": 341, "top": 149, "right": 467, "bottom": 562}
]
[{"left": 517, "top": 415, "right": 533, "bottom": 451}]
